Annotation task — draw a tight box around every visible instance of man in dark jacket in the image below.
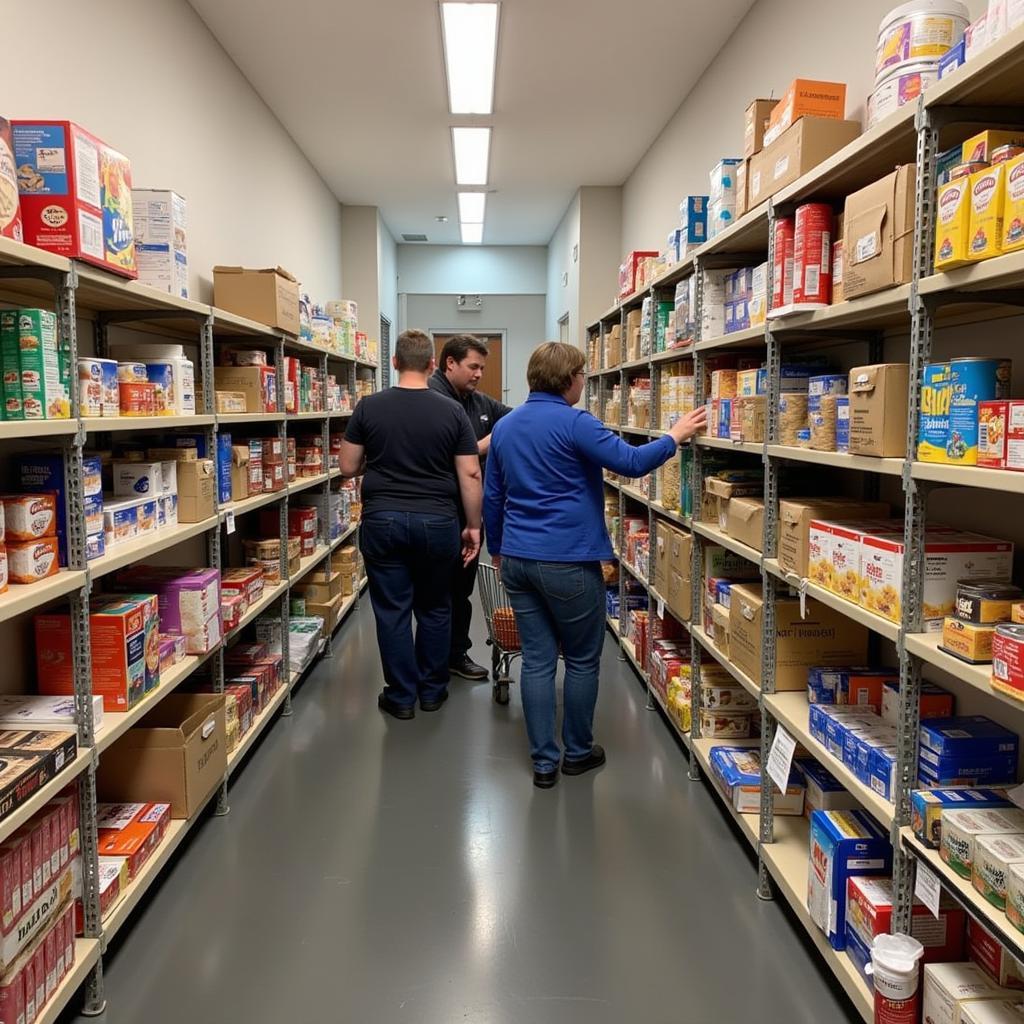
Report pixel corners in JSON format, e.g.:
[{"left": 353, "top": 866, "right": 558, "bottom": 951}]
[{"left": 429, "top": 334, "right": 512, "bottom": 680}]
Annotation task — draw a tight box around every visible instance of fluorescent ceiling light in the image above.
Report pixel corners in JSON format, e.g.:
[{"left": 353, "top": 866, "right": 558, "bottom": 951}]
[
  {"left": 461, "top": 222, "right": 484, "bottom": 244},
  {"left": 441, "top": 3, "right": 499, "bottom": 115},
  {"left": 458, "top": 192, "right": 486, "bottom": 222},
  {"left": 452, "top": 127, "right": 490, "bottom": 186}
]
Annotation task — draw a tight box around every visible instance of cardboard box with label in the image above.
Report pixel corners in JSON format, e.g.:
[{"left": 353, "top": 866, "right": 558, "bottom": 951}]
[
  {"left": 729, "top": 584, "right": 869, "bottom": 689},
  {"left": 847, "top": 364, "right": 909, "bottom": 457},
  {"left": 744, "top": 99, "right": 779, "bottom": 159},
  {"left": 97, "top": 694, "right": 227, "bottom": 818},
  {"left": 748, "top": 118, "right": 861, "bottom": 207},
  {"left": 778, "top": 499, "right": 889, "bottom": 577},
  {"left": 842, "top": 165, "right": 916, "bottom": 299},
  {"left": 725, "top": 497, "right": 764, "bottom": 552},
  {"left": 653, "top": 521, "right": 673, "bottom": 595},
  {"left": 176, "top": 459, "right": 216, "bottom": 523},
  {"left": 230, "top": 446, "right": 250, "bottom": 501},
  {"left": 735, "top": 159, "right": 749, "bottom": 218},
  {"left": 213, "top": 266, "right": 300, "bottom": 335},
  {"left": 764, "top": 80, "right": 847, "bottom": 147},
  {"left": 213, "top": 366, "right": 276, "bottom": 414}
]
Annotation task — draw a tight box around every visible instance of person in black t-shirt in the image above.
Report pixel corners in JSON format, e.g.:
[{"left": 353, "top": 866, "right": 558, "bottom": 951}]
[{"left": 341, "top": 329, "right": 482, "bottom": 719}]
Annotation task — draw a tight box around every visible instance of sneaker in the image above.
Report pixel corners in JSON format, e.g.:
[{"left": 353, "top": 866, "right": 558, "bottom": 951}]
[
  {"left": 377, "top": 692, "right": 415, "bottom": 720},
  {"left": 561, "top": 744, "right": 606, "bottom": 776},
  {"left": 449, "top": 656, "right": 489, "bottom": 681},
  {"left": 533, "top": 768, "right": 558, "bottom": 789}
]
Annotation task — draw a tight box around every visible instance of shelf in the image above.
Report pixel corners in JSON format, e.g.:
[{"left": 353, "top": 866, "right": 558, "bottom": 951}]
[
  {"left": 81, "top": 415, "right": 216, "bottom": 432},
  {"left": 697, "top": 436, "right": 763, "bottom": 455},
  {"left": 901, "top": 825, "right": 1024, "bottom": 966},
  {"left": 621, "top": 485, "right": 650, "bottom": 505},
  {"left": 924, "top": 19, "right": 1024, "bottom": 109},
  {"left": 698, "top": 202, "right": 770, "bottom": 259},
  {"left": 73, "top": 265, "right": 210, "bottom": 325},
  {"left": 90, "top": 517, "right": 220, "bottom": 580},
  {"left": 648, "top": 681, "right": 693, "bottom": 752},
  {"left": 0, "top": 235, "right": 71, "bottom": 274},
  {"left": 288, "top": 473, "right": 329, "bottom": 495},
  {"left": 102, "top": 782, "right": 221, "bottom": 943},
  {"left": 332, "top": 591, "right": 359, "bottom": 633},
  {"left": 650, "top": 501, "right": 691, "bottom": 528},
  {"left": 210, "top": 308, "right": 279, "bottom": 338},
  {"left": 920, "top": 248, "right": 1024, "bottom": 298},
  {"left": 619, "top": 425, "right": 653, "bottom": 436},
  {"left": 290, "top": 546, "right": 331, "bottom": 586},
  {"left": 649, "top": 256, "right": 696, "bottom": 294},
  {"left": 288, "top": 411, "right": 328, "bottom": 421},
  {"left": 621, "top": 637, "right": 647, "bottom": 681},
  {"left": 763, "top": 558, "right": 901, "bottom": 643},
  {"left": 762, "top": 815, "right": 873, "bottom": 1023},
  {"left": 328, "top": 410, "right": 354, "bottom": 419},
  {"left": 227, "top": 684, "right": 289, "bottom": 777},
  {"left": 0, "top": 570, "right": 88, "bottom": 625},
  {"left": 912, "top": 460, "right": 1024, "bottom": 494},
  {"left": 650, "top": 347, "right": 694, "bottom": 365},
  {"left": 219, "top": 488, "right": 285, "bottom": 520},
  {"left": 0, "top": 420, "right": 79, "bottom": 439},
  {"left": 37, "top": 939, "right": 102, "bottom": 1024},
  {"left": 331, "top": 522, "right": 359, "bottom": 550},
  {"left": 762, "top": 690, "right": 895, "bottom": 829},
  {"left": 768, "top": 284, "right": 911, "bottom": 335},
  {"left": 905, "top": 632, "right": 1024, "bottom": 718},
  {"left": 226, "top": 581, "right": 288, "bottom": 641},
  {"left": 95, "top": 651, "right": 215, "bottom": 754},
  {"left": 0, "top": 750, "right": 92, "bottom": 848},
  {"left": 217, "top": 412, "right": 286, "bottom": 425},
  {"left": 603, "top": 477, "right": 621, "bottom": 492},
  {"left": 606, "top": 614, "right": 620, "bottom": 637},
  {"left": 693, "top": 521, "right": 763, "bottom": 567},
  {"left": 620, "top": 358, "right": 650, "bottom": 372},
  {"left": 766, "top": 445, "right": 904, "bottom": 475},
  {"left": 691, "top": 737, "right": 759, "bottom": 849},
  {"left": 620, "top": 560, "right": 648, "bottom": 586},
  {"left": 691, "top": 626, "right": 760, "bottom": 701},
  {"left": 694, "top": 325, "right": 765, "bottom": 352}
]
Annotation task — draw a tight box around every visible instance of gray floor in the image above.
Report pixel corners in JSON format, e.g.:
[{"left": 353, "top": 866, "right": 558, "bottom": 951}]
[{"left": 78, "top": 598, "right": 858, "bottom": 1024}]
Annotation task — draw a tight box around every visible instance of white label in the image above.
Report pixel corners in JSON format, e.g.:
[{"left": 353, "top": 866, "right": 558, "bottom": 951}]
[
  {"left": 804, "top": 265, "right": 820, "bottom": 298},
  {"left": 774, "top": 155, "right": 790, "bottom": 180},
  {"left": 657, "top": 597, "right": 665, "bottom": 618},
  {"left": 914, "top": 859, "right": 942, "bottom": 919},
  {"left": 799, "top": 580, "right": 808, "bottom": 619},
  {"left": 72, "top": 132, "right": 100, "bottom": 208},
  {"left": 856, "top": 230, "right": 879, "bottom": 262},
  {"left": 767, "top": 726, "right": 797, "bottom": 794},
  {"left": 226, "top": 510, "right": 236, "bottom": 535},
  {"left": 78, "top": 209, "right": 104, "bottom": 260},
  {"left": 201, "top": 716, "right": 216, "bottom": 740}
]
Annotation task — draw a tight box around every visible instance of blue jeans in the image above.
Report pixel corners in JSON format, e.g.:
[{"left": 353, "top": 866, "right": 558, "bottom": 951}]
[
  {"left": 500, "top": 557, "right": 606, "bottom": 773},
  {"left": 360, "top": 511, "right": 461, "bottom": 708}
]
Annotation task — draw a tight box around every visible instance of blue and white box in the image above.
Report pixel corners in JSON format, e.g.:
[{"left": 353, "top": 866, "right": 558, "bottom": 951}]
[
  {"left": 919, "top": 716, "right": 1019, "bottom": 760},
  {"left": 869, "top": 746, "right": 899, "bottom": 799},
  {"left": 938, "top": 39, "right": 966, "bottom": 79},
  {"left": 795, "top": 758, "right": 860, "bottom": 815},
  {"left": 709, "top": 159, "right": 742, "bottom": 201}
]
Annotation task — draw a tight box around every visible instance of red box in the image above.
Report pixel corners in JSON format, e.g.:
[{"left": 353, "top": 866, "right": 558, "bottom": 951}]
[
  {"left": 223, "top": 684, "right": 254, "bottom": 736},
  {"left": 226, "top": 643, "right": 268, "bottom": 665},
  {"left": 263, "top": 462, "right": 285, "bottom": 493},
  {"left": 31, "top": 942, "right": 44, "bottom": 1019},
  {"left": 22, "top": 955, "right": 35, "bottom": 1023},
  {"left": 220, "top": 568, "right": 264, "bottom": 606},
  {"left": 19, "top": 827, "right": 42, "bottom": 902},
  {"left": 43, "top": 926, "right": 55, "bottom": 1003},
  {"left": 222, "top": 594, "right": 245, "bottom": 633},
  {"left": 263, "top": 437, "right": 284, "bottom": 463},
  {"left": 978, "top": 399, "right": 1024, "bottom": 471},
  {"left": 618, "top": 251, "right": 659, "bottom": 298},
  {"left": 285, "top": 357, "right": 299, "bottom": 414},
  {"left": 969, "top": 916, "right": 1024, "bottom": 988},
  {"left": 37, "top": 817, "right": 50, "bottom": 892},
  {"left": 0, "top": 842, "right": 20, "bottom": 936},
  {"left": 96, "top": 803, "right": 170, "bottom": 880},
  {"left": 0, "top": 964, "right": 24, "bottom": 1024},
  {"left": 11, "top": 121, "right": 136, "bottom": 278},
  {"left": 4, "top": 834, "right": 31, "bottom": 915},
  {"left": 63, "top": 903, "right": 74, "bottom": 974},
  {"left": 53, "top": 914, "right": 65, "bottom": 984}
]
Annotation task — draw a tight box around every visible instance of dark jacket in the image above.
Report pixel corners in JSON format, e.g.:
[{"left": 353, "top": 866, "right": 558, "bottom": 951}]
[{"left": 428, "top": 369, "right": 512, "bottom": 443}]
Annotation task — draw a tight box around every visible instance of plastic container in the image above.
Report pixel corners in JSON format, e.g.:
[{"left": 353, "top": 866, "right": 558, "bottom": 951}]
[
  {"left": 876, "top": 1, "right": 970, "bottom": 82},
  {"left": 868, "top": 61, "right": 938, "bottom": 128},
  {"left": 867, "top": 933, "right": 924, "bottom": 1024}
]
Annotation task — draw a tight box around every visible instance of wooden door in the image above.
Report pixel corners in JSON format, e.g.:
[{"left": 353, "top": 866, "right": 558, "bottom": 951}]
[{"left": 433, "top": 333, "right": 503, "bottom": 403}]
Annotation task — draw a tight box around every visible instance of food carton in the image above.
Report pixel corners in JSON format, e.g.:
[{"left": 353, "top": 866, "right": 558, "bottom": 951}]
[
  {"left": 131, "top": 189, "right": 187, "bottom": 298},
  {"left": 847, "top": 363, "right": 910, "bottom": 457},
  {"left": 744, "top": 98, "right": 779, "bottom": 159},
  {"left": 708, "top": 744, "right": 804, "bottom": 814},
  {"left": 213, "top": 266, "right": 299, "bottom": 334},
  {"left": 96, "top": 802, "right": 170, "bottom": 879},
  {"left": 936, "top": 176, "right": 973, "bottom": 270},
  {"left": 795, "top": 758, "right": 861, "bottom": 817},
  {"left": 973, "top": 832, "right": 1024, "bottom": 909},
  {"left": 968, "top": 164, "right": 1008, "bottom": 261},
  {"left": 0, "top": 118, "right": 22, "bottom": 242},
  {"left": 764, "top": 80, "right": 847, "bottom": 147},
  {"left": 972, "top": 914, "right": 1024, "bottom": 987},
  {"left": 912, "top": 787, "right": 1013, "bottom": 849},
  {"left": 922, "top": 961, "right": 1017, "bottom": 1024}
]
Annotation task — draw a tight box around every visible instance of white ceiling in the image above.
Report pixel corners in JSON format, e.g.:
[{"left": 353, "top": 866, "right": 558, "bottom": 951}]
[{"left": 189, "top": 0, "right": 757, "bottom": 246}]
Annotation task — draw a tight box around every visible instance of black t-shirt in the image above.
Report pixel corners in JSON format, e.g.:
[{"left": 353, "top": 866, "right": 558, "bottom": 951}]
[{"left": 345, "top": 387, "right": 478, "bottom": 517}]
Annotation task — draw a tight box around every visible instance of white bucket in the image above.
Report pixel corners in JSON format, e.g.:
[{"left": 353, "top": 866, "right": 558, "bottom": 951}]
[
  {"left": 868, "top": 60, "right": 939, "bottom": 128},
  {"left": 867, "top": 933, "right": 925, "bottom": 1024},
  {"left": 876, "top": 0, "right": 970, "bottom": 82}
]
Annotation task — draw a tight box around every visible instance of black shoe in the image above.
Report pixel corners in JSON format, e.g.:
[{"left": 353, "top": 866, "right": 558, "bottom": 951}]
[
  {"left": 533, "top": 768, "right": 558, "bottom": 789},
  {"left": 449, "top": 656, "right": 489, "bottom": 681},
  {"left": 377, "top": 692, "right": 415, "bottom": 720},
  {"left": 562, "top": 744, "right": 606, "bottom": 776},
  {"left": 420, "top": 692, "right": 449, "bottom": 712}
]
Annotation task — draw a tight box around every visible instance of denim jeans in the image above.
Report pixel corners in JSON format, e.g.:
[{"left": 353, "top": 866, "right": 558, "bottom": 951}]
[
  {"left": 360, "top": 510, "right": 461, "bottom": 708},
  {"left": 500, "top": 557, "right": 606, "bottom": 773}
]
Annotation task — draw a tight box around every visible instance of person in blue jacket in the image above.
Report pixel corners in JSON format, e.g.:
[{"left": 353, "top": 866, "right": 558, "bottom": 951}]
[{"left": 484, "top": 342, "right": 706, "bottom": 788}]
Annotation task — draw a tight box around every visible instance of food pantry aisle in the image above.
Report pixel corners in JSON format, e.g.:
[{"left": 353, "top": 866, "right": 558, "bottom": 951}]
[{"left": 78, "top": 597, "right": 854, "bottom": 1024}]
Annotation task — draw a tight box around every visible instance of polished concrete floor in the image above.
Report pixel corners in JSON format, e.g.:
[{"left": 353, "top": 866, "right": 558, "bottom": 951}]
[{"left": 79, "top": 598, "right": 858, "bottom": 1024}]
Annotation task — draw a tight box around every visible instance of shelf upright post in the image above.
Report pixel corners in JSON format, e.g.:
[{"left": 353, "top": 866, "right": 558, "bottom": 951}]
[
  {"left": 278, "top": 335, "right": 294, "bottom": 716},
  {"left": 320, "top": 354, "right": 335, "bottom": 657},
  {"left": 688, "top": 259, "right": 706, "bottom": 780},
  {"left": 616, "top": 310, "right": 627, "bottom": 651},
  {"left": 645, "top": 308, "right": 658, "bottom": 712},
  {"left": 757, "top": 206, "right": 781, "bottom": 901}
]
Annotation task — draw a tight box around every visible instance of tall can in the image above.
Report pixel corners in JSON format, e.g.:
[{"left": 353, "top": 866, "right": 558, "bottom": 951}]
[
  {"left": 868, "top": 933, "right": 925, "bottom": 1024},
  {"left": 771, "top": 216, "right": 795, "bottom": 311},
  {"left": 917, "top": 362, "right": 952, "bottom": 462},
  {"left": 792, "top": 202, "right": 833, "bottom": 308},
  {"left": 948, "top": 357, "right": 1012, "bottom": 465}
]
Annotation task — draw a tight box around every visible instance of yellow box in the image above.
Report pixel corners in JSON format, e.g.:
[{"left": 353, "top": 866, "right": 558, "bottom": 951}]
[
  {"left": 736, "top": 369, "right": 760, "bottom": 398},
  {"left": 967, "top": 165, "right": 1006, "bottom": 262},
  {"left": 1002, "top": 153, "right": 1024, "bottom": 254},
  {"left": 961, "top": 130, "right": 1024, "bottom": 164},
  {"left": 710, "top": 370, "right": 737, "bottom": 400},
  {"left": 934, "top": 178, "right": 972, "bottom": 271},
  {"left": 940, "top": 617, "right": 996, "bottom": 665}
]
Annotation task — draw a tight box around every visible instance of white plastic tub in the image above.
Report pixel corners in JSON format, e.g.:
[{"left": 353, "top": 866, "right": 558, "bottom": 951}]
[
  {"left": 868, "top": 60, "right": 939, "bottom": 127},
  {"left": 876, "top": 0, "right": 970, "bottom": 82}
]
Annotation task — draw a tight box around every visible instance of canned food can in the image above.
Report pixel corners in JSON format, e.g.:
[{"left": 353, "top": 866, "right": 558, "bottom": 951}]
[
  {"left": 76, "top": 359, "right": 103, "bottom": 417},
  {"left": 143, "top": 362, "right": 176, "bottom": 415},
  {"left": 949, "top": 161, "right": 988, "bottom": 181},
  {"left": 947, "top": 357, "right": 1012, "bottom": 465},
  {"left": 97, "top": 359, "right": 119, "bottom": 415},
  {"left": 991, "top": 145, "right": 1024, "bottom": 165},
  {"left": 117, "top": 361, "right": 148, "bottom": 383},
  {"left": 793, "top": 203, "right": 833, "bottom": 308},
  {"left": 771, "top": 217, "right": 795, "bottom": 311},
  {"left": 917, "top": 362, "right": 952, "bottom": 462},
  {"left": 119, "top": 381, "right": 156, "bottom": 417},
  {"left": 992, "top": 623, "right": 1024, "bottom": 701}
]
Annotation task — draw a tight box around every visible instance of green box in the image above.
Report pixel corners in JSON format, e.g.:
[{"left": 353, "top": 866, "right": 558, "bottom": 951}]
[
  {"left": 1, "top": 309, "right": 23, "bottom": 421},
  {"left": 18, "top": 309, "right": 69, "bottom": 420}
]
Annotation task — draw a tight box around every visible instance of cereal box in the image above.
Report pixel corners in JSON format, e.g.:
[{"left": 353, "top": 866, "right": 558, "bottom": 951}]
[
  {"left": 935, "top": 177, "right": 972, "bottom": 270},
  {"left": 12, "top": 121, "right": 136, "bottom": 278},
  {"left": 979, "top": 399, "right": 1024, "bottom": 470},
  {"left": 2, "top": 495, "right": 56, "bottom": 542},
  {"left": 17, "top": 310, "right": 69, "bottom": 420},
  {"left": 969, "top": 165, "right": 1007, "bottom": 261},
  {"left": 96, "top": 802, "right": 170, "bottom": 880}
]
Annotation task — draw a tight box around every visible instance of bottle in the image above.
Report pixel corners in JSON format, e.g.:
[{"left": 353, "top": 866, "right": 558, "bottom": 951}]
[{"left": 867, "top": 933, "right": 925, "bottom": 1024}]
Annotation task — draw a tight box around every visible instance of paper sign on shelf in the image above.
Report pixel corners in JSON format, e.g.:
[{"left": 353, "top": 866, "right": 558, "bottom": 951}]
[
  {"left": 657, "top": 597, "right": 665, "bottom": 618},
  {"left": 767, "top": 726, "right": 796, "bottom": 794},
  {"left": 226, "top": 510, "right": 236, "bottom": 535},
  {"left": 914, "top": 859, "right": 942, "bottom": 920}
]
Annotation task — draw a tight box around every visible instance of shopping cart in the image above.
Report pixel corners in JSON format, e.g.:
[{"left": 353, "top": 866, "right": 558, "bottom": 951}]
[{"left": 476, "top": 561, "right": 519, "bottom": 706}]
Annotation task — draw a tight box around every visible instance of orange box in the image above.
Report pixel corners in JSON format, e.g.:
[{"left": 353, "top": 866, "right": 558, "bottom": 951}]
[
  {"left": 1, "top": 496, "right": 57, "bottom": 542},
  {"left": 765, "top": 79, "right": 847, "bottom": 147},
  {"left": 96, "top": 802, "right": 170, "bottom": 879},
  {"left": 7, "top": 538, "right": 59, "bottom": 585}
]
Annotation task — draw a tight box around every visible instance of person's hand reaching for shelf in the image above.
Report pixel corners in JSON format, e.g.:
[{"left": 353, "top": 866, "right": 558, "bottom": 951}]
[{"left": 668, "top": 406, "right": 707, "bottom": 446}]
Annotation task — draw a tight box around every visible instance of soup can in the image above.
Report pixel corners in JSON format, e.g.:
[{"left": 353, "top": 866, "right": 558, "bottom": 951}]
[
  {"left": 948, "top": 357, "right": 1012, "bottom": 465},
  {"left": 917, "top": 362, "right": 952, "bottom": 462},
  {"left": 76, "top": 359, "right": 103, "bottom": 417},
  {"left": 99, "top": 358, "right": 119, "bottom": 415},
  {"left": 117, "top": 361, "right": 148, "bottom": 383},
  {"left": 993, "top": 623, "right": 1024, "bottom": 700}
]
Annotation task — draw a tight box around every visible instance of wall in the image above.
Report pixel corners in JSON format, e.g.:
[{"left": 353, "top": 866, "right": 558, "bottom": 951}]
[
  {"left": 402, "top": 294, "right": 545, "bottom": 406},
  {"left": 546, "top": 192, "right": 581, "bottom": 344},
  {"left": 5, "top": 0, "right": 343, "bottom": 302},
  {"left": 378, "top": 216, "right": 398, "bottom": 337},
  {"left": 397, "top": 245, "right": 547, "bottom": 295},
  {"left": 620, "top": 0, "right": 986, "bottom": 251}
]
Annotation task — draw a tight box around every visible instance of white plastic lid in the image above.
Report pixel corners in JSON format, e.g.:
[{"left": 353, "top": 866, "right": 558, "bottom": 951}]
[
  {"left": 878, "top": 0, "right": 970, "bottom": 34},
  {"left": 869, "top": 933, "right": 925, "bottom": 973}
]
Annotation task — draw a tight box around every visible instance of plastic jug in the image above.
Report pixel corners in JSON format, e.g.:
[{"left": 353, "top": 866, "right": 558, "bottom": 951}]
[{"left": 867, "top": 933, "right": 925, "bottom": 1024}]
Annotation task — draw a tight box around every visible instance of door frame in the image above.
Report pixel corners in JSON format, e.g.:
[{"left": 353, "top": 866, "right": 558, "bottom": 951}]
[{"left": 429, "top": 328, "right": 509, "bottom": 403}]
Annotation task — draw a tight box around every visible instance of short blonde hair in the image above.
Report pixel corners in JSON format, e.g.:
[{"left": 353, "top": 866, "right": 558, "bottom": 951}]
[{"left": 527, "top": 342, "right": 586, "bottom": 395}]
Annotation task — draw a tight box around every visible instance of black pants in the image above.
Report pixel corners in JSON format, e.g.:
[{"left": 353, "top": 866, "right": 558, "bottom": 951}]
[{"left": 449, "top": 550, "right": 480, "bottom": 662}]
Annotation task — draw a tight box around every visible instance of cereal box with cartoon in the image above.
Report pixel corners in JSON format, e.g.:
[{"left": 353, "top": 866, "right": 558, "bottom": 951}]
[{"left": 11, "top": 121, "right": 136, "bottom": 278}]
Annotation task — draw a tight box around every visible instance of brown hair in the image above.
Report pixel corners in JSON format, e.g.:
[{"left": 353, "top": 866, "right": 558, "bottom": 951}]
[
  {"left": 527, "top": 342, "right": 585, "bottom": 395},
  {"left": 395, "top": 329, "right": 434, "bottom": 372},
  {"left": 440, "top": 334, "right": 488, "bottom": 372}
]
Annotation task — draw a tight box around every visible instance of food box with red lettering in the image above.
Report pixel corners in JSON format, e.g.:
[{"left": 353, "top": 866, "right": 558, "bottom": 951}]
[
  {"left": 220, "top": 567, "right": 264, "bottom": 607},
  {"left": 0, "top": 859, "right": 72, "bottom": 974},
  {"left": 96, "top": 802, "right": 170, "bottom": 880},
  {"left": 223, "top": 684, "right": 254, "bottom": 736}
]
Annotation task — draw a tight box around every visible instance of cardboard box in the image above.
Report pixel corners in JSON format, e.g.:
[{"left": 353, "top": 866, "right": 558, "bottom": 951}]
[
  {"left": 653, "top": 521, "right": 673, "bottom": 595},
  {"left": 778, "top": 499, "right": 889, "bottom": 578},
  {"left": 213, "top": 366, "right": 276, "bottom": 414},
  {"left": 738, "top": 395, "right": 766, "bottom": 442},
  {"left": 306, "top": 594, "right": 344, "bottom": 637},
  {"left": 847, "top": 364, "right": 910, "bottom": 457},
  {"left": 922, "top": 962, "right": 1016, "bottom": 1024},
  {"left": 725, "top": 497, "right": 764, "bottom": 552},
  {"left": 176, "top": 459, "right": 216, "bottom": 523},
  {"left": 842, "top": 164, "right": 916, "bottom": 299},
  {"left": 764, "top": 80, "right": 847, "bottom": 147},
  {"left": 744, "top": 99, "right": 779, "bottom": 159},
  {"left": 213, "top": 266, "right": 300, "bottom": 335},
  {"left": 230, "top": 445, "right": 250, "bottom": 501},
  {"left": 97, "top": 694, "right": 227, "bottom": 818},
  {"left": 748, "top": 117, "right": 861, "bottom": 207},
  {"left": 667, "top": 569, "right": 690, "bottom": 624},
  {"left": 729, "top": 585, "right": 869, "bottom": 689}
]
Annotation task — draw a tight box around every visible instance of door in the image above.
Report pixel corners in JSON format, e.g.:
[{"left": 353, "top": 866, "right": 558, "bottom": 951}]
[{"left": 433, "top": 332, "right": 504, "bottom": 403}]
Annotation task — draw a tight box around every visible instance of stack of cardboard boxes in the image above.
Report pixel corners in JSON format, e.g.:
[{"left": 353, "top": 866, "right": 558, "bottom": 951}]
[{"left": 651, "top": 521, "right": 692, "bottom": 625}]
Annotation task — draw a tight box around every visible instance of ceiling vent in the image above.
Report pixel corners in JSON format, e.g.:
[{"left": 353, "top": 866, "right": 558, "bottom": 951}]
[
  {"left": 402, "top": 233, "right": 428, "bottom": 242},
  {"left": 457, "top": 294, "right": 483, "bottom": 312}
]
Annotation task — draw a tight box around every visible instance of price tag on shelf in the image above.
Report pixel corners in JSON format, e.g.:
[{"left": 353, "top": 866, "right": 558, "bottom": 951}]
[
  {"left": 225, "top": 510, "right": 236, "bottom": 535},
  {"left": 798, "top": 580, "right": 808, "bottom": 619},
  {"left": 767, "top": 726, "right": 796, "bottom": 795},
  {"left": 914, "top": 859, "right": 942, "bottom": 919},
  {"left": 657, "top": 597, "right": 665, "bottom": 618}
]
